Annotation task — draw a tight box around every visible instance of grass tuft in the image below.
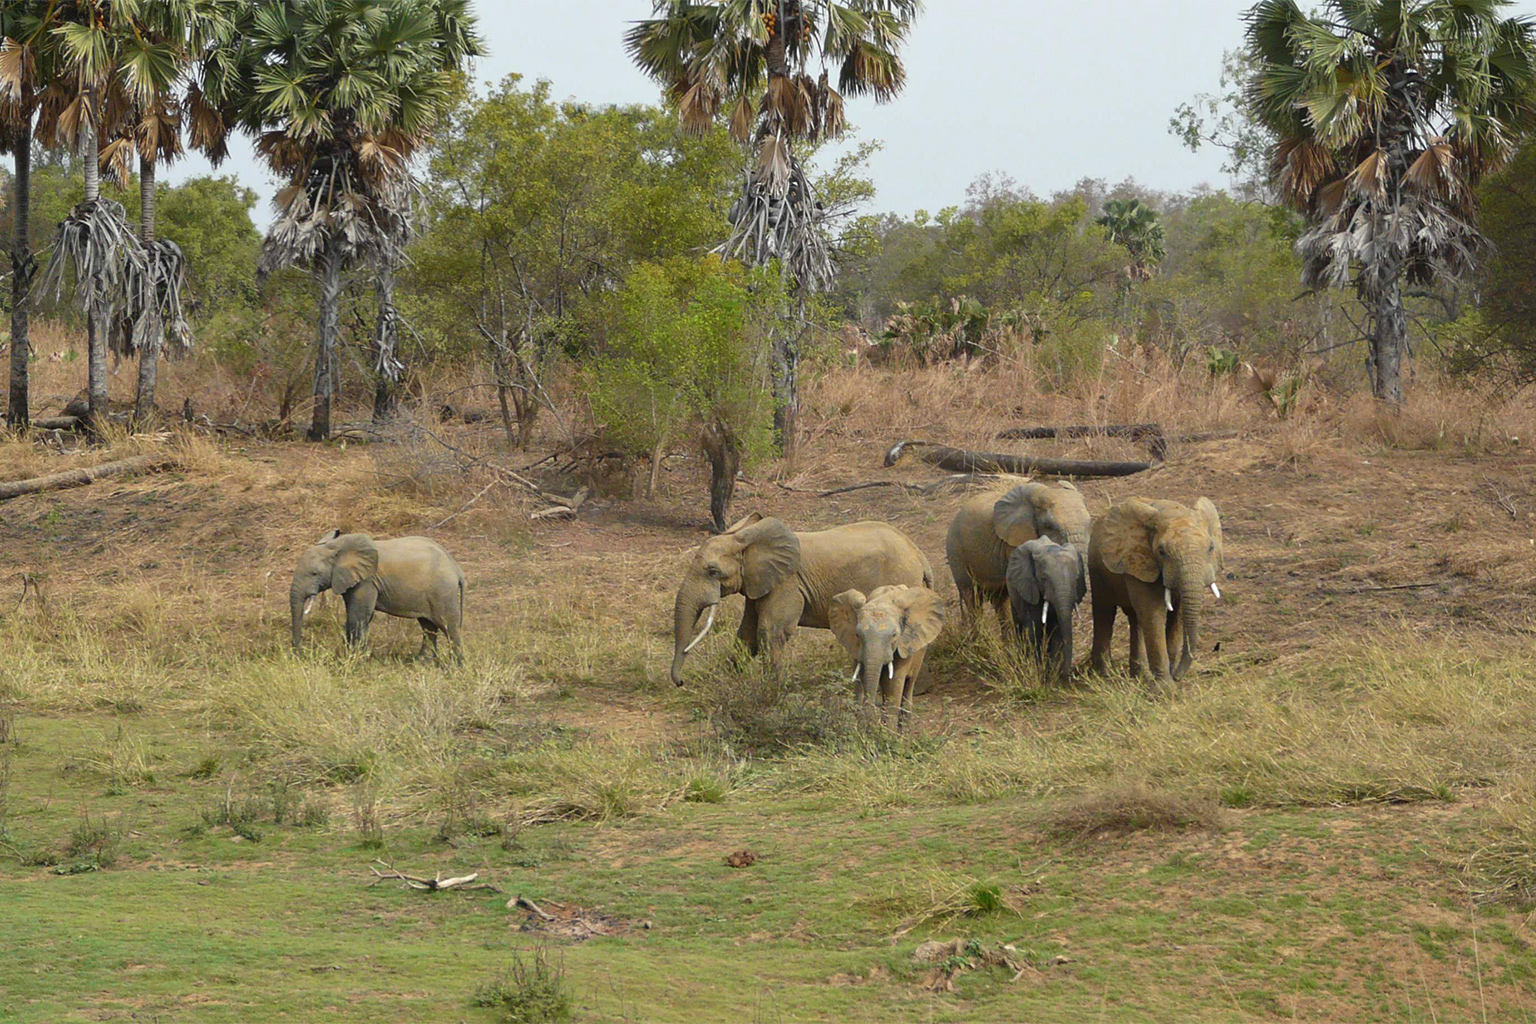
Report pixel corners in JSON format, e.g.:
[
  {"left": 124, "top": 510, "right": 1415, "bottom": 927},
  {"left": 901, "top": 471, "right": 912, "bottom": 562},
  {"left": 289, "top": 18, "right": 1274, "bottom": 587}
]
[
  {"left": 1040, "top": 783, "right": 1223, "bottom": 840},
  {"left": 472, "top": 947, "right": 573, "bottom": 1023}
]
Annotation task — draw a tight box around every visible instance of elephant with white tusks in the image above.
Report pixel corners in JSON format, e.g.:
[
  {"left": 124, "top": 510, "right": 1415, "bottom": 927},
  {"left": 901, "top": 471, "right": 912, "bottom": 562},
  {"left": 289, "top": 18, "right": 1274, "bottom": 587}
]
[
  {"left": 290, "top": 530, "right": 466, "bottom": 665},
  {"left": 1007, "top": 538, "right": 1086, "bottom": 685},
  {"left": 669, "top": 514, "right": 934, "bottom": 687},
  {"left": 828, "top": 585, "right": 945, "bottom": 728}
]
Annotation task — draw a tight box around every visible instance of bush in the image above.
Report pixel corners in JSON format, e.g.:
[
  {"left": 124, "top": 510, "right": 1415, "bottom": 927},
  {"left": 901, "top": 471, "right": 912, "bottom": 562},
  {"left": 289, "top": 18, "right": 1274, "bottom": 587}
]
[
  {"left": 1040, "top": 783, "right": 1223, "bottom": 840},
  {"left": 472, "top": 948, "right": 573, "bottom": 1024}
]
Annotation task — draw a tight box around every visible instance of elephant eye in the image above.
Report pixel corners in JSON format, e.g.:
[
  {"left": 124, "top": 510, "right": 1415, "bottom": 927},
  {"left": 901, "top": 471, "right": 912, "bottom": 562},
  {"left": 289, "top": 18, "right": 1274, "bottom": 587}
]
[{"left": 706, "top": 565, "right": 725, "bottom": 579}]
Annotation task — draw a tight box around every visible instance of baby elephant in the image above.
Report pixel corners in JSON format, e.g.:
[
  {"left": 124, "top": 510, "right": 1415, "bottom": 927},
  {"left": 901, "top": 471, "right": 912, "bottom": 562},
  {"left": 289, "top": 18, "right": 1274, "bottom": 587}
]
[
  {"left": 289, "top": 531, "right": 465, "bottom": 665},
  {"left": 828, "top": 585, "right": 945, "bottom": 728},
  {"left": 1006, "top": 538, "right": 1086, "bottom": 684}
]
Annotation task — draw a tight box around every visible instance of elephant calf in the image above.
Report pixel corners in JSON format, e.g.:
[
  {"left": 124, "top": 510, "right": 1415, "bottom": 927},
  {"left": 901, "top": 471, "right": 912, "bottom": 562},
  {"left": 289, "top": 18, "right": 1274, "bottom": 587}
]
[
  {"left": 1006, "top": 538, "right": 1085, "bottom": 684},
  {"left": 828, "top": 585, "right": 945, "bottom": 728},
  {"left": 290, "top": 531, "right": 466, "bottom": 665}
]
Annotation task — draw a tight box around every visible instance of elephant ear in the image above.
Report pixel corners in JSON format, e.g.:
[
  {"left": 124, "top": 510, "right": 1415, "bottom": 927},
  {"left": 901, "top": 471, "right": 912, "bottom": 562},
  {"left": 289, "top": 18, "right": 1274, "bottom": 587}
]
[
  {"left": 330, "top": 534, "right": 379, "bottom": 594},
  {"left": 722, "top": 512, "right": 764, "bottom": 535},
  {"left": 317, "top": 528, "right": 342, "bottom": 544},
  {"left": 737, "top": 517, "right": 802, "bottom": 599},
  {"left": 827, "top": 589, "right": 866, "bottom": 658},
  {"left": 1072, "top": 544, "right": 1088, "bottom": 604},
  {"left": 1096, "top": 499, "right": 1162, "bottom": 584},
  {"left": 992, "top": 483, "right": 1046, "bottom": 547},
  {"left": 892, "top": 586, "right": 945, "bottom": 659},
  {"left": 1005, "top": 544, "right": 1041, "bottom": 606},
  {"left": 1196, "top": 497, "right": 1224, "bottom": 570}
]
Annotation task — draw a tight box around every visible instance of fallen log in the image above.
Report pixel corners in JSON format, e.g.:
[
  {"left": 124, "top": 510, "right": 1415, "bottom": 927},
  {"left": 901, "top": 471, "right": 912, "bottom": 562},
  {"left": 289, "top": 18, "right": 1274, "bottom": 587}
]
[
  {"left": 0, "top": 453, "right": 178, "bottom": 501},
  {"left": 776, "top": 473, "right": 1010, "bottom": 499},
  {"left": 32, "top": 415, "right": 83, "bottom": 432},
  {"left": 996, "top": 422, "right": 1168, "bottom": 460},
  {"left": 884, "top": 440, "right": 1151, "bottom": 478}
]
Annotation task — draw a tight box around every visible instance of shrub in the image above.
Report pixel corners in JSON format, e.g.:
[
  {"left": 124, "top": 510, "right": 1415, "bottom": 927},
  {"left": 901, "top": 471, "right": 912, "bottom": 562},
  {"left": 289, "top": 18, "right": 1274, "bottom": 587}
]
[{"left": 472, "top": 948, "right": 573, "bottom": 1024}]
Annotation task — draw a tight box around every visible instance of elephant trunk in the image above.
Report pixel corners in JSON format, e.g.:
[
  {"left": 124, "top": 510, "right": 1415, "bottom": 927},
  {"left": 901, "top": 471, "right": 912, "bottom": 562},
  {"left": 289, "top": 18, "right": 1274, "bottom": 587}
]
[
  {"left": 289, "top": 586, "right": 308, "bottom": 653},
  {"left": 1051, "top": 604, "right": 1074, "bottom": 684},
  {"left": 671, "top": 576, "right": 722, "bottom": 687},
  {"left": 1173, "top": 558, "right": 1204, "bottom": 678},
  {"left": 862, "top": 641, "right": 894, "bottom": 698}
]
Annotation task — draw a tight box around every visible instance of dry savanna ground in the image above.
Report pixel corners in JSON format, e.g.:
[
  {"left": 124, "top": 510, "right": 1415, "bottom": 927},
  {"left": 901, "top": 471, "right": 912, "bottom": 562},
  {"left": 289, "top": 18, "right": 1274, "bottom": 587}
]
[{"left": 4, "top": 331, "right": 1536, "bottom": 1022}]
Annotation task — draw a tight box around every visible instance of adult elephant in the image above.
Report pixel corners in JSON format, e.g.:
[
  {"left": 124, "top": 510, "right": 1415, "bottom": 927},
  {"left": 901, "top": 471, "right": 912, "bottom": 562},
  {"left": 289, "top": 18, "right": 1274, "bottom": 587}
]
[
  {"left": 290, "top": 530, "right": 466, "bottom": 664},
  {"left": 945, "top": 480, "right": 1091, "bottom": 628},
  {"left": 670, "top": 513, "right": 933, "bottom": 687},
  {"left": 1087, "top": 497, "right": 1223, "bottom": 684}
]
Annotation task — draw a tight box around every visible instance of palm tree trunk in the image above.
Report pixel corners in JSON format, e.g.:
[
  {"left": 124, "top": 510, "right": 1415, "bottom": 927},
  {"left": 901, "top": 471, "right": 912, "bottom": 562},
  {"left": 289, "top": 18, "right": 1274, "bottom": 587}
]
[
  {"left": 7, "top": 124, "right": 32, "bottom": 430},
  {"left": 82, "top": 108, "right": 107, "bottom": 427},
  {"left": 1371, "top": 255, "right": 1406, "bottom": 407},
  {"left": 133, "top": 155, "right": 161, "bottom": 429},
  {"left": 371, "top": 265, "right": 397, "bottom": 424},
  {"left": 308, "top": 237, "right": 342, "bottom": 442}
]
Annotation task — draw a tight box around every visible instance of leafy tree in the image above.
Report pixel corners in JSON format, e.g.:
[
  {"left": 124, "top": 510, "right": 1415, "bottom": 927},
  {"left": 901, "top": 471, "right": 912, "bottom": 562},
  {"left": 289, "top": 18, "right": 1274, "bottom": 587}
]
[
  {"left": 587, "top": 256, "right": 782, "bottom": 531},
  {"left": 1450, "top": 140, "right": 1536, "bottom": 383},
  {"left": 1245, "top": 0, "right": 1536, "bottom": 405},
  {"left": 212, "top": 0, "right": 482, "bottom": 440},
  {"left": 409, "top": 76, "right": 739, "bottom": 446},
  {"left": 1096, "top": 198, "right": 1166, "bottom": 280},
  {"left": 1169, "top": 48, "right": 1277, "bottom": 202},
  {"left": 626, "top": 0, "right": 920, "bottom": 460}
]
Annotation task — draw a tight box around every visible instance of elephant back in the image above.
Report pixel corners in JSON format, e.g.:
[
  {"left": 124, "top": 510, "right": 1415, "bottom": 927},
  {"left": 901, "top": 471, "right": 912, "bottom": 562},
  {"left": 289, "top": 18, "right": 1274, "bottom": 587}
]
[{"left": 798, "top": 521, "right": 932, "bottom": 627}]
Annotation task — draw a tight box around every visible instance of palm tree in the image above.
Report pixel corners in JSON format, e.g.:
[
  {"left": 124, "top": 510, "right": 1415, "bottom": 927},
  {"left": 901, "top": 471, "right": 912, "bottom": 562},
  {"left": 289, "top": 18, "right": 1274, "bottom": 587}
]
[
  {"left": 212, "top": 0, "right": 480, "bottom": 441},
  {"left": 1096, "top": 198, "right": 1166, "bottom": 281},
  {"left": 0, "top": 2, "right": 53, "bottom": 430},
  {"left": 626, "top": 0, "right": 921, "bottom": 460},
  {"left": 1246, "top": 0, "right": 1536, "bottom": 405},
  {"left": 99, "top": 0, "right": 238, "bottom": 428}
]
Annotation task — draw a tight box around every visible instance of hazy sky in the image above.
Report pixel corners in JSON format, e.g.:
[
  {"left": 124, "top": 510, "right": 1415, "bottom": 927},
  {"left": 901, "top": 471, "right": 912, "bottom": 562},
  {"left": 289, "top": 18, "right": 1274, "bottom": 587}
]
[{"left": 157, "top": 0, "right": 1536, "bottom": 226}]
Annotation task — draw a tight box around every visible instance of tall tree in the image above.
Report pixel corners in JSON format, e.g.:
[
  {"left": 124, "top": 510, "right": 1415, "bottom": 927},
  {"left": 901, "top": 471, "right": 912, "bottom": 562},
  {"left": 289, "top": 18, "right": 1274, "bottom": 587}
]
[
  {"left": 99, "top": 0, "right": 238, "bottom": 428},
  {"left": 626, "top": 0, "right": 920, "bottom": 461},
  {"left": 1096, "top": 197, "right": 1166, "bottom": 281},
  {"left": 213, "top": 0, "right": 480, "bottom": 441},
  {"left": 0, "top": 2, "right": 52, "bottom": 429},
  {"left": 1246, "top": 0, "right": 1536, "bottom": 405}
]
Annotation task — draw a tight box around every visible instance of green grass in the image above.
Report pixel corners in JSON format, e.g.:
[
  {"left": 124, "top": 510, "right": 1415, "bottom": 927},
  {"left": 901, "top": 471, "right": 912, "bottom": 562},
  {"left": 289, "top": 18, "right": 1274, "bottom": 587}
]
[{"left": 5, "top": 602, "right": 1536, "bottom": 1020}]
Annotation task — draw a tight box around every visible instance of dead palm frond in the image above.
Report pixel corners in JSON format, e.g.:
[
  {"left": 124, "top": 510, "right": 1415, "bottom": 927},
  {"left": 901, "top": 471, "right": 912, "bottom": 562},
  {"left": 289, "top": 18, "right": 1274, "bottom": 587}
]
[{"left": 38, "top": 197, "right": 143, "bottom": 327}]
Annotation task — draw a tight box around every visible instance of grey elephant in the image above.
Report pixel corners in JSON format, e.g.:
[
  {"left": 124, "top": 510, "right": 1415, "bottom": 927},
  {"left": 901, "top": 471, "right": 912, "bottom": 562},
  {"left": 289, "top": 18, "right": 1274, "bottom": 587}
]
[
  {"left": 945, "top": 480, "right": 1091, "bottom": 629},
  {"left": 290, "top": 531, "right": 466, "bottom": 664},
  {"left": 670, "top": 513, "right": 933, "bottom": 686},
  {"left": 1088, "top": 497, "right": 1223, "bottom": 684},
  {"left": 828, "top": 585, "right": 945, "bottom": 728},
  {"left": 1006, "top": 538, "right": 1085, "bottom": 684}
]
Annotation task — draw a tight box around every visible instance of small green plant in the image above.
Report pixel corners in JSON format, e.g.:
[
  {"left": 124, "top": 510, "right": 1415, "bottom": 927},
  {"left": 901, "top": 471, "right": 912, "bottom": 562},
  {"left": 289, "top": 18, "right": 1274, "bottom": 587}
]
[
  {"left": 472, "top": 947, "right": 573, "bottom": 1023},
  {"left": 1205, "top": 346, "right": 1239, "bottom": 375},
  {"left": 354, "top": 787, "right": 385, "bottom": 849},
  {"left": 684, "top": 772, "right": 731, "bottom": 804},
  {"left": 64, "top": 811, "right": 121, "bottom": 870}
]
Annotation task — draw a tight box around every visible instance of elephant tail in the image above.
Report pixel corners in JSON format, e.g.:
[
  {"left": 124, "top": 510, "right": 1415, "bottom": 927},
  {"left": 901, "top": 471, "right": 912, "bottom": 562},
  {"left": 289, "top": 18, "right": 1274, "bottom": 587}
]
[{"left": 458, "top": 576, "right": 465, "bottom": 621}]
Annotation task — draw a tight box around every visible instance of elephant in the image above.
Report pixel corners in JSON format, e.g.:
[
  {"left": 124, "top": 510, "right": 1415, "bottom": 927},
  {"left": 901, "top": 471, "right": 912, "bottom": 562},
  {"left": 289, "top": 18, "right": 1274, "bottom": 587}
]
[
  {"left": 1006, "top": 538, "right": 1086, "bottom": 684},
  {"left": 290, "top": 530, "right": 466, "bottom": 665},
  {"left": 670, "top": 513, "right": 934, "bottom": 687},
  {"left": 828, "top": 585, "right": 945, "bottom": 728},
  {"left": 945, "top": 480, "right": 1091, "bottom": 629},
  {"left": 1087, "top": 497, "right": 1223, "bottom": 684}
]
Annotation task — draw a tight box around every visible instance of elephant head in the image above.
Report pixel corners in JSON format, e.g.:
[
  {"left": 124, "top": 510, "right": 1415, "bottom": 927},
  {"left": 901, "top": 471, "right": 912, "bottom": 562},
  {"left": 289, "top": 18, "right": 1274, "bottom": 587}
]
[
  {"left": 1098, "top": 497, "right": 1223, "bottom": 675},
  {"left": 827, "top": 585, "right": 945, "bottom": 692},
  {"left": 670, "top": 513, "right": 801, "bottom": 686},
  {"left": 1006, "top": 538, "right": 1086, "bottom": 682},
  {"left": 994, "top": 482, "right": 1091, "bottom": 562},
  {"left": 290, "top": 530, "right": 379, "bottom": 652}
]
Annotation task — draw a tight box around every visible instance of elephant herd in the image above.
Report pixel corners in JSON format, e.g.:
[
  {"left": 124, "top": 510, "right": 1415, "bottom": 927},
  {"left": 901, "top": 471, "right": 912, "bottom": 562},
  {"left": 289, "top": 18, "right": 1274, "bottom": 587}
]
[{"left": 287, "top": 480, "right": 1224, "bottom": 727}]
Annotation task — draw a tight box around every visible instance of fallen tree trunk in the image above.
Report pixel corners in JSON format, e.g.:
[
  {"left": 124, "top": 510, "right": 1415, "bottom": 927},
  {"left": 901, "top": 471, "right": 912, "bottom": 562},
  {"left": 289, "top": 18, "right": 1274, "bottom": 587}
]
[
  {"left": 0, "top": 453, "right": 177, "bottom": 501},
  {"left": 776, "top": 473, "right": 1011, "bottom": 499},
  {"left": 884, "top": 440, "right": 1151, "bottom": 478},
  {"left": 996, "top": 423, "right": 1168, "bottom": 460},
  {"left": 32, "top": 416, "right": 83, "bottom": 432}
]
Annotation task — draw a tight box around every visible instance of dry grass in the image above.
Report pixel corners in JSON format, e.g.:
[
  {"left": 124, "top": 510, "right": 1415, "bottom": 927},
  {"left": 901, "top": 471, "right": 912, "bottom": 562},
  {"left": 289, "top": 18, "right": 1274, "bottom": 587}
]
[{"left": 1039, "top": 783, "right": 1223, "bottom": 841}]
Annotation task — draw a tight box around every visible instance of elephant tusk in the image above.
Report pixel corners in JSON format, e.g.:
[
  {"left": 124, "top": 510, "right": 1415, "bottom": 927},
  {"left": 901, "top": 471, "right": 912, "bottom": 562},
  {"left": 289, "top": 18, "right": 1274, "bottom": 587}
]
[
  {"left": 850, "top": 665, "right": 861, "bottom": 684},
  {"left": 303, "top": 596, "right": 315, "bottom": 617},
  {"left": 1164, "top": 587, "right": 1174, "bottom": 612},
  {"left": 683, "top": 605, "right": 716, "bottom": 653},
  {"left": 1041, "top": 604, "right": 1049, "bottom": 624},
  {"left": 886, "top": 658, "right": 894, "bottom": 680},
  {"left": 1210, "top": 582, "right": 1221, "bottom": 599}
]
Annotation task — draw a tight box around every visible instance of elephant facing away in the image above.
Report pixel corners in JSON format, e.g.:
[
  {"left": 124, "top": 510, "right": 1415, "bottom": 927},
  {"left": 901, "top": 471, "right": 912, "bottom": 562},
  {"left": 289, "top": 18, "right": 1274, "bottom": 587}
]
[
  {"left": 1088, "top": 498, "right": 1223, "bottom": 684},
  {"left": 829, "top": 585, "right": 945, "bottom": 728},
  {"left": 670, "top": 514, "right": 934, "bottom": 687},
  {"left": 1006, "top": 538, "right": 1086, "bottom": 685},
  {"left": 290, "top": 531, "right": 466, "bottom": 665},
  {"left": 945, "top": 480, "right": 1091, "bottom": 629}
]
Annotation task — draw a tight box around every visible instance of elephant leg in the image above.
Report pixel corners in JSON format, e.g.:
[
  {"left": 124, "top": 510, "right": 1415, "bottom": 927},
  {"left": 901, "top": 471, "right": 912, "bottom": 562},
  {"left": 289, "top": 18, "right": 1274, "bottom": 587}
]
[
  {"left": 418, "top": 620, "right": 442, "bottom": 664},
  {"left": 1141, "top": 604, "right": 1172, "bottom": 683},
  {"left": 990, "top": 591, "right": 1014, "bottom": 638},
  {"left": 880, "top": 666, "right": 902, "bottom": 728},
  {"left": 1165, "top": 606, "right": 1191, "bottom": 681},
  {"left": 737, "top": 599, "right": 760, "bottom": 657},
  {"left": 344, "top": 587, "right": 378, "bottom": 650},
  {"left": 898, "top": 653, "right": 924, "bottom": 732},
  {"left": 755, "top": 589, "right": 804, "bottom": 674},
  {"left": 1126, "top": 607, "right": 1144, "bottom": 678},
  {"left": 444, "top": 617, "right": 464, "bottom": 668},
  {"left": 1089, "top": 597, "right": 1116, "bottom": 676}
]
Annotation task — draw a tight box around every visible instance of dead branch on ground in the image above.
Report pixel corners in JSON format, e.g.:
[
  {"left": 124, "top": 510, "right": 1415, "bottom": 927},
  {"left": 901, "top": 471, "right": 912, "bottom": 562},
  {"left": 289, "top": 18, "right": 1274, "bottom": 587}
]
[
  {"left": 369, "top": 861, "right": 503, "bottom": 893},
  {"left": 884, "top": 440, "right": 1152, "bottom": 478},
  {"left": 508, "top": 895, "right": 554, "bottom": 920},
  {"left": 0, "top": 454, "right": 178, "bottom": 502},
  {"left": 776, "top": 473, "right": 1010, "bottom": 499}
]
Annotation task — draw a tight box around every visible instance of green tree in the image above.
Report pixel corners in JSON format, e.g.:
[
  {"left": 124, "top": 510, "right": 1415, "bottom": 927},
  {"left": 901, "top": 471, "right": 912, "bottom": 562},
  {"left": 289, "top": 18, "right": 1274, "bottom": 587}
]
[
  {"left": 626, "top": 0, "right": 921, "bottom": 460},
  {"left": 1245, "top": 0, "right": 1536, "bottom": 405},
  {"left": 1096, "top": 198, "right": 1166, "bottom": 280},
  {"left": 587, "top": 256, "right": 781, "bottom": 531},
  {"left": 212, "top": 0, "right": 481, "bottom": 440}
]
